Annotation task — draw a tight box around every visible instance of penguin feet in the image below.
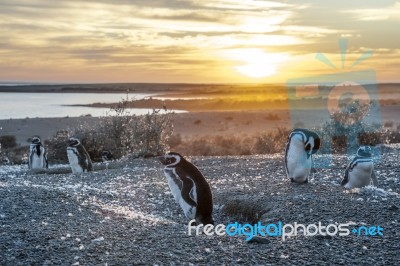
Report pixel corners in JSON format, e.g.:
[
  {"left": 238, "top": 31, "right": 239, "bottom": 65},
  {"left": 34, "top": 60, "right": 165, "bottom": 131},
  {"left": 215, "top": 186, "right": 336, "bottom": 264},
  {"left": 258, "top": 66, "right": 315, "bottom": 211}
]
[
  {"left": 290, "top": 178, "right": 308, "bottom": 184},
  {"left": 196, "top": 216, "right": 214, "bottom": 226}
]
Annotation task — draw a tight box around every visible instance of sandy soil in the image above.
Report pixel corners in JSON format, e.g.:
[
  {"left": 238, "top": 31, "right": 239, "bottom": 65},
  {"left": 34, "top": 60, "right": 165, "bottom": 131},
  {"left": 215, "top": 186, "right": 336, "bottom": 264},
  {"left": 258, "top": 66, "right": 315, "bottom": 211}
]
[
  {"left": 0, "top": 111, "right": 292, "bottom": 145},
  {"left": 1, "top": 105, "right": 399, "bottom": 146}
]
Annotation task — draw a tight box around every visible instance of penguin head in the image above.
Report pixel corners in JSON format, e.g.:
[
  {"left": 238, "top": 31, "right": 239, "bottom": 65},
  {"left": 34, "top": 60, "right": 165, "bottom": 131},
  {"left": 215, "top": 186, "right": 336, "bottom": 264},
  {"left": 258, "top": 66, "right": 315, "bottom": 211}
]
[
  {"left": 101, "top": 150, "right": 113, "bottom": 161},
  {"left": 291, "top": 129, "right": 320, "bottom": 155},
  {"left": 357, "top": 146, "right": 372, "bottom": 157},
  {"left": 32, "top": 136, "right": 41, "bottom": 144},
  {"left": 101, "top": 150, "right": 110, "bottom": 157},
  {"left": 68, "top": 137, "right": 81, "bottom": 147},
  {"left": 159, "top": 152, "right": 183, "bottom": 167},
  {"left": 305, "top": 135, "right": 320, "bottom": 155}
]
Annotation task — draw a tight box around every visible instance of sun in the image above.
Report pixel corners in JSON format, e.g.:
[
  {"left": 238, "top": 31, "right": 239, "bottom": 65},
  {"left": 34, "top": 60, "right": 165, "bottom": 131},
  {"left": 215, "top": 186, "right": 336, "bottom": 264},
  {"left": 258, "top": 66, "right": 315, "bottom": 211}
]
[
  {"left": 223, "top": 48, "right": 288, "bottom": 78},
  {"left": 235, "top": 64, "right": 276, "bottom": 78}
]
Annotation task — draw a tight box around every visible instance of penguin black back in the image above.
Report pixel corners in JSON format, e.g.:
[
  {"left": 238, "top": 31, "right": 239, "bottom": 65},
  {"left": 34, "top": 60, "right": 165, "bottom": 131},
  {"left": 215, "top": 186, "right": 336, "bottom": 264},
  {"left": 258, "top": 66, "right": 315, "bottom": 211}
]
[
  {"left": 284, "top": 128, "right": 321, "bottom": 183},
  {"left": 160, "top": 152, "right": 214, "bottom": 225}
]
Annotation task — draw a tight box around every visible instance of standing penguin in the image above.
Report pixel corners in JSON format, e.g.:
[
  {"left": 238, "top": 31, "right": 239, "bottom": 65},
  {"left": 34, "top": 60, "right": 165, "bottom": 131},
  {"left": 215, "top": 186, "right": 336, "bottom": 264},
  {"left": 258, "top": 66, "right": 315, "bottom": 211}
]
[
  {"left": 284, "top": 128, "right": 321, "bottom": 183},
  {"left": 341, "top": 146, "right": 378, "bottom": 188},
  {"left": 159, "top": 152, "right": 214, "bottom": 225},
  {"left": 67, "top": 137, "right": 93, "bottom": 173},
  {"left": 28, "top": 136, "right": 48, "bottom": 169}
]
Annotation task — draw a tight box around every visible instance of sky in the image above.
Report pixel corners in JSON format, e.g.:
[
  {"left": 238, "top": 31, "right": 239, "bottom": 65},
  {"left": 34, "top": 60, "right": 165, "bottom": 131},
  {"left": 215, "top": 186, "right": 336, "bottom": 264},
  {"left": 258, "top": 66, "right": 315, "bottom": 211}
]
[{"left": 0, "top": 0, "right": 399, "bottom": 83}]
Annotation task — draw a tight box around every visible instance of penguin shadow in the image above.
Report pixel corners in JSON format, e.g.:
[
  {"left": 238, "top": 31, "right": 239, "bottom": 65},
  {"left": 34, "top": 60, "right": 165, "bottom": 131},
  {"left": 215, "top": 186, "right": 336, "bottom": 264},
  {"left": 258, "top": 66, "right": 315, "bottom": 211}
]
[{"left": 214, "top": 193, "right": 271, "bottom": 225}]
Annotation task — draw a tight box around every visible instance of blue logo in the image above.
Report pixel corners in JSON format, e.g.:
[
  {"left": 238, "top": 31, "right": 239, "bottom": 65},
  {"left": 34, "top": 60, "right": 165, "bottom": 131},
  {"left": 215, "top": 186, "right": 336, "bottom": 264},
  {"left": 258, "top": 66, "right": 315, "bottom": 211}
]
[{"left": 286, "top": 39, "right": 382, "bottom": 167}]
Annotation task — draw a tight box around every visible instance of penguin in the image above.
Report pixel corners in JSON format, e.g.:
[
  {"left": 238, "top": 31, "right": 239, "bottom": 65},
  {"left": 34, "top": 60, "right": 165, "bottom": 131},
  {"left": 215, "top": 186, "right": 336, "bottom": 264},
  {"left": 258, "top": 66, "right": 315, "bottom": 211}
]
[
  {"left": 28, "top": 136, "right": 48, "bottom": 169},
  {"left": 101, "top": 150, "right": 115, "bottom": 162},
  {"left": 341, "top": 146, "right": 378, "bottom": 188},
  {"left": 159, "top": 152, "right": 214, "bottom": 225},
  {"left": 284, "top": 128, "right": 321, "bottom": 183},
  {"left": 67, "top": 137, "right": 93, "bottom": 173}
]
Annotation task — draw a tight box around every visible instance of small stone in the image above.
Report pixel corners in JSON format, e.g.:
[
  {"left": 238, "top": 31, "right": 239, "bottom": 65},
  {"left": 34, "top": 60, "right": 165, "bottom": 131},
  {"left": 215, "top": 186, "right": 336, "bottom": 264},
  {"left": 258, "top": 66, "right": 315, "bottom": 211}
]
[
  {"left": 247, "top": 236, "right": 270, "bottom": 244},
  {"left": 92, "top": 236, "right": 104, "bottom": 242}
]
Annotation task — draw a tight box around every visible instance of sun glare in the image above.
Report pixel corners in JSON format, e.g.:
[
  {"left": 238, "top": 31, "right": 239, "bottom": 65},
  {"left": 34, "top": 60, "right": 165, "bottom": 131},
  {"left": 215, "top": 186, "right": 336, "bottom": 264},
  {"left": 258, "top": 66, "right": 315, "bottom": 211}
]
[
  {"left": 223, "top": 48, "right": 289, "bottom": 79},
  {"left": 235, "top": 64, "right": 276, "bottom": 78}
]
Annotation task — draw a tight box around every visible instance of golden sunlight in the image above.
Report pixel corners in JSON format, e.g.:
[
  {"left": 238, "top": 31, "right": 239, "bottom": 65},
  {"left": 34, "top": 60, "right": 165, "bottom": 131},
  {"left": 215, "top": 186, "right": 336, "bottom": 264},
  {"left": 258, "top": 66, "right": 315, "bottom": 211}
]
[{"left": 223, "top": 48, "right": 289, "bottom": 78}]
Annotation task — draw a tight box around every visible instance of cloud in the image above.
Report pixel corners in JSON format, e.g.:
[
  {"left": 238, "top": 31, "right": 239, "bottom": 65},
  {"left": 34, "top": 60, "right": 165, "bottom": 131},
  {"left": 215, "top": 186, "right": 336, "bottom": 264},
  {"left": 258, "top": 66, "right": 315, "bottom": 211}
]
[
  {"left": 0, "top": 1, "right": 398, "bottom": 82},
  {"left": 342, "top": 2, "right": 400, "bottom": 21}
]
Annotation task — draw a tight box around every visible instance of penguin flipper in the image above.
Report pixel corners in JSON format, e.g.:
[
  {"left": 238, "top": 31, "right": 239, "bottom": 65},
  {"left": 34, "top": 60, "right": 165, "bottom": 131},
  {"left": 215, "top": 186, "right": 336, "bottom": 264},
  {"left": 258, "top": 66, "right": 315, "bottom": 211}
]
[
  {"left": 341, "top": 166, "right": 350, "bottom": 186},
  {"left": 28, "top": 149, "right": 34, "bottom": 169},
  {"left": 44, "top": 151, "right": 49, "bottom": 169},
  {"left": 371, "top": 170, "right": 378, "bottom": 187},
  {"left": 87, "top": 158, "right": 93, "bottom": 171},
  {"left": 179, "top": 175, "right": 197, "bottom": 207}
]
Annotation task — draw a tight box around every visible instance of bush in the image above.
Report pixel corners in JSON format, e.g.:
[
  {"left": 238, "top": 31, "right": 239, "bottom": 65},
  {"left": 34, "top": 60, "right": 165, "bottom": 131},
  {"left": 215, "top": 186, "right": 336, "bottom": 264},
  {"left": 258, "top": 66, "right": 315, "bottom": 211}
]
[
  {"left": 0, "top": 135, "right": 17, "bottom": 149},
  {"left": 384, "top": 121, "right": 394, "bottom": 128},
  {"left": 252, "top": 127, "right": 290, "bottom": 154},
  {"left": 316, "top": 100, "right": 380, "bottom": 154},
  {"left": 46, "top": 130, "right": 70, "bottom": 164},
  {"left": 169, "top": 128, "right": 290, "bottom": 156},
  {"left": 46, "top": 96, "right": 173, "bottom": 162}
]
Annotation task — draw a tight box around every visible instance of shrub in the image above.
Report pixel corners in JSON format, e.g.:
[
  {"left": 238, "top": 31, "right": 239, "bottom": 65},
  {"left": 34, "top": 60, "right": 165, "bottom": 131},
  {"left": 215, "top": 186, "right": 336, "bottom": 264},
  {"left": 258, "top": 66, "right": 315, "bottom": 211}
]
[
  {"left": 264, "top": 113, "right": 280, "bottom": 121},
  {"left": 316, "top": 100, "right": 380, "bottom": 154},
  {"left": 46, "top": 130, "right": 70, "bottom": 164},
  {"left": 0, "top": 135, "right": 17, "bottom": 149},
  {"left": 170, "top": 129, "right": 289, "bottom": 156},
  {"left": 253, "top": 127, "right": 290, "bottom": 154},
  {"left": 384, "top": 121, "right": 394, "bottom": 128},
  {"left": 46, "top": 96, "right": 173, "bottom": 162}
]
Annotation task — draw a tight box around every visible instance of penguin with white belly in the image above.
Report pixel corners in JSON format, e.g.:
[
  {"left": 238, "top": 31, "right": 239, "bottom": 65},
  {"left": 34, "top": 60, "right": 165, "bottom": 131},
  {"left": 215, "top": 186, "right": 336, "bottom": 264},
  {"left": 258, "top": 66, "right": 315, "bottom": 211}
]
[
  {"left": 341, "top": 146, "right": 378, "bottom": 188},
  {"left": 28, "top": 136, "right": 48, "bottom": 169},
  {"left": 159, "top": 152, "right": 214, "bottom": 225},
  {"left": 67, "top": 137, "right": 93, "bottom": 173},
  {"left": 284, "top": 128, "right": 321, "bottom": 183}
]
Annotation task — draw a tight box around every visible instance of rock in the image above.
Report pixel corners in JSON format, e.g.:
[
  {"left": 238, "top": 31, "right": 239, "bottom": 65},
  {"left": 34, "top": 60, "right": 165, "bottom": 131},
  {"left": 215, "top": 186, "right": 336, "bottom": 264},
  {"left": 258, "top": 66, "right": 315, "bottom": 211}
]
[{"left": 246, "top": 236, "right": 270, "bottom": 244}]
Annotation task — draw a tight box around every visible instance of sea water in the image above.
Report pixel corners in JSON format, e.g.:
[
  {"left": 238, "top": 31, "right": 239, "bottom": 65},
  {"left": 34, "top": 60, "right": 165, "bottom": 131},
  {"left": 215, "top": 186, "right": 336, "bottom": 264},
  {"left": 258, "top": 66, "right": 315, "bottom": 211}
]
[{"left": 0, "top": 92, "right": 161, "bottom": 119}]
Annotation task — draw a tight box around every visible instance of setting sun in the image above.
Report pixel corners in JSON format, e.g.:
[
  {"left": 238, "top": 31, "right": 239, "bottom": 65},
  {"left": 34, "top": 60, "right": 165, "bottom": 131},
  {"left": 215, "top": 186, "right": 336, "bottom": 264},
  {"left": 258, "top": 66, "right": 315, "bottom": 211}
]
[
  {"left": 236, "top": 64, "right": 276, "bottom": 78},
  {"left": 223, "top": 48, "right": 289, "bottom": 78}
]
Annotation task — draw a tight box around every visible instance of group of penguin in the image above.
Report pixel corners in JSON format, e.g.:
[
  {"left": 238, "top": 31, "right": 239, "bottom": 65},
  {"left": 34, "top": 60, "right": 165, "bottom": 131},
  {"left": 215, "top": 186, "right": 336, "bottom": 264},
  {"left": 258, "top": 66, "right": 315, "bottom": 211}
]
[
  {"left": 159, "top": 128, "right": 378, "bottom": 226},
  {"left": 28, "top": 128, "right": 378, "bottom": 226},
  {"left": 28, "top": 136, "right": 93, "bottom": 173}
]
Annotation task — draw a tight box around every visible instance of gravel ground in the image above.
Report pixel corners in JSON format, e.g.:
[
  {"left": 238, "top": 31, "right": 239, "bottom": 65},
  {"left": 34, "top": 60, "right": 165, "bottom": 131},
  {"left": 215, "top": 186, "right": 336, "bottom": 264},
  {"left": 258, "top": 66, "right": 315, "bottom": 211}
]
[{"left": 0, "top": 146, "right": 399, "bottom": 265}]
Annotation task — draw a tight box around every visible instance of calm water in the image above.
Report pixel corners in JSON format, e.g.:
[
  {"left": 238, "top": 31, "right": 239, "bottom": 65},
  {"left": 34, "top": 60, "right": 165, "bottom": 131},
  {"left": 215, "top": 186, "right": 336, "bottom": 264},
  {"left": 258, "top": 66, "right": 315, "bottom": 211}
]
[{"left": 0, "top": 92, "right": 159, "bottom": 119}]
